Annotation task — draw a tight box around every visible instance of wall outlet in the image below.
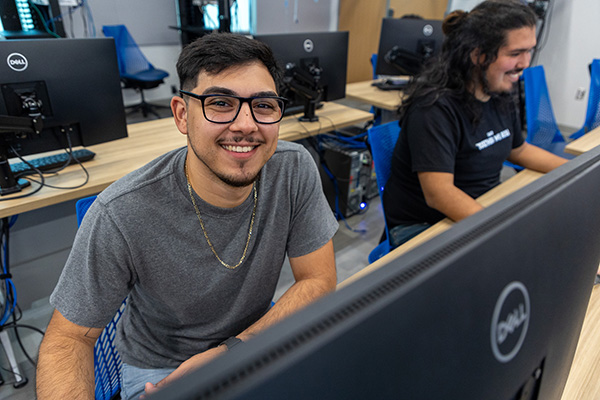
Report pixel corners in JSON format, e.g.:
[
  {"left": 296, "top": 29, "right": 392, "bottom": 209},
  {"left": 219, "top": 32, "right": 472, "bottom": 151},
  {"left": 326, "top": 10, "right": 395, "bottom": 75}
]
[{"left": 575, "top": 87, "right": 586, "bottom": 100}]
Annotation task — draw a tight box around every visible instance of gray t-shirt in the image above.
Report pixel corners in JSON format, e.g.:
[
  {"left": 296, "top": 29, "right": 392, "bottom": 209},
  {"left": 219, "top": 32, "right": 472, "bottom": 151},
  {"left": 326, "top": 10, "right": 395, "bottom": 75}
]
[{"left": 50, "top": 140, "right": 338, "bottom": 368}]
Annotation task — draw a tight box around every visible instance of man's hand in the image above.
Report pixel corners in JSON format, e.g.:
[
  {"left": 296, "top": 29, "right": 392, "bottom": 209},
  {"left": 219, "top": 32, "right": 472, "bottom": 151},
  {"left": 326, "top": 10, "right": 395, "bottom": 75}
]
[{"left": 142, "top": 346, "right": 227, "bottom": 397}]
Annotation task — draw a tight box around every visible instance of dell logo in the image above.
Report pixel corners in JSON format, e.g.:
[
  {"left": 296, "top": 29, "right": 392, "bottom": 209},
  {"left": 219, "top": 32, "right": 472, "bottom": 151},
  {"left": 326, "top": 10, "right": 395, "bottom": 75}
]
[
  {"left": 303, "top": 39, "right": 314, "bottom": 53},
  {"left": 7, "top": 53, "right": 28, "bottom": 72},
  {"left": 423, "top": 24, "right": 434, "bottom": 37},
  {"left": 491, "top": 281, "right": 530, "bottom": 363}
]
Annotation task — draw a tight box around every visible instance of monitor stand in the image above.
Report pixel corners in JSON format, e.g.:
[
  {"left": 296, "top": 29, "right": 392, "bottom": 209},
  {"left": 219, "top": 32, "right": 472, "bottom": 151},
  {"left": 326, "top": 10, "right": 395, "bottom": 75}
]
[
  {"left": 298, "top": 98, "right": 320, "bottom": 122},
  {"left": 0, "top": 115, "right": 42, "bottom": 195}
]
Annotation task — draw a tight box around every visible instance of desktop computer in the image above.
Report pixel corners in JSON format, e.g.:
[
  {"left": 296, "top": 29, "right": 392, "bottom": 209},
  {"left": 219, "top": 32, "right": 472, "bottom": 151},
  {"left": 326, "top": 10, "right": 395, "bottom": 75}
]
[{"left": 319, "top": 143, "right": 377, "bottom": 218}]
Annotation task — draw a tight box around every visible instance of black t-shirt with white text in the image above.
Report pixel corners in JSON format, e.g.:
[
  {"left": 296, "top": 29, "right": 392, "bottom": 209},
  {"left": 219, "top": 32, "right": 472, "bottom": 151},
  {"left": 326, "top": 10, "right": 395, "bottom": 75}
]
[{"left": 383, "top": 94, "right": 524, "bottom": 226}]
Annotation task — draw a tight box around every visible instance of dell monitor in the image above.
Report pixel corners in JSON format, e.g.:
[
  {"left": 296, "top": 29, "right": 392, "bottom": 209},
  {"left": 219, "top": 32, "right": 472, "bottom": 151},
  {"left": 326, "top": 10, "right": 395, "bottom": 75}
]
[
  {"left": 0, "top": 38, "right": 128, "bottom": 194},
  {"left": 148, "top": 143, "right": 600, "bottom": 399},
  {"left": 375, "top": 18, "right": 444, "bottom": 77},
  {"left": 254, "top": 31, "right": 349, "bottom": 122}
]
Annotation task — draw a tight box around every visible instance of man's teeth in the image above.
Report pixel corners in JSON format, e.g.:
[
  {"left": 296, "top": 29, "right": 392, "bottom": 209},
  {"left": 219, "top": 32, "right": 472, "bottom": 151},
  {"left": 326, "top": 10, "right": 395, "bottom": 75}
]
[{"left": 223, "top": 145, "right": 254, "bottom": 153}]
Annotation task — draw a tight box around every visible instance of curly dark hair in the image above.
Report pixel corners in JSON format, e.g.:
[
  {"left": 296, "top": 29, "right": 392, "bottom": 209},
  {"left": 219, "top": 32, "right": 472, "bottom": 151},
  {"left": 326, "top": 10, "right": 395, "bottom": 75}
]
[
  {"left": 398, "top": 0, "right": 537, "bottom": 124},
  {"left": 176, "top": 32, "right": 283, "bottom": 93}
]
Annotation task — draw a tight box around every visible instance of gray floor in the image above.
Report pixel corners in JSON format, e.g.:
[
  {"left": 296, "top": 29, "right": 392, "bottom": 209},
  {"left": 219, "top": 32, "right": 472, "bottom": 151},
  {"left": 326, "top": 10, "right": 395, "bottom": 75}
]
[{"left": 0, "top": 97, "right": 384, "bottom": 399}]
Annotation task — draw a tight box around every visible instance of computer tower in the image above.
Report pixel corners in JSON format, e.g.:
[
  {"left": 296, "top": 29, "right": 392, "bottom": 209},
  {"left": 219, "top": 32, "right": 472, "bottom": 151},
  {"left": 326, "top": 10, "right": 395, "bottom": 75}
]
[
  {"left": 319, "top": 143, "right": 375, "bottom": 218},
  {"left": 363, "top": 157, "right": 379, "bottom": 200}
]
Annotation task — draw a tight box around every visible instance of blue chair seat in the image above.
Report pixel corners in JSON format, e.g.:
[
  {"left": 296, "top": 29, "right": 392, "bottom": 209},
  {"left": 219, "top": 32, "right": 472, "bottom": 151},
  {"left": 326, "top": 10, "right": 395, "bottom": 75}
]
[{"left": 122, "top": 69, "right": 169, "bottom": 82}]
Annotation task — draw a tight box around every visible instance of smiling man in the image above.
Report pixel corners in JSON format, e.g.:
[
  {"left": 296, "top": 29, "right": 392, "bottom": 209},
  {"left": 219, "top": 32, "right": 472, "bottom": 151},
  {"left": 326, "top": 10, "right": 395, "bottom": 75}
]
[
  {"left": 36, "top": 33, "right": 338, "bottom": 400},
  {"left": 382, "top": 0, "right": 568, "bottom": 249}
]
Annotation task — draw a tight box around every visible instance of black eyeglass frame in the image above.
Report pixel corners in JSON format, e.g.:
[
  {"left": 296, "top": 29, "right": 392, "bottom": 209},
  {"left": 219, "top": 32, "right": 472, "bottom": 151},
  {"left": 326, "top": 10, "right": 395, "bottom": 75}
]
[{"left": 179, "top": 90, "right": 288, "bottom": 125}]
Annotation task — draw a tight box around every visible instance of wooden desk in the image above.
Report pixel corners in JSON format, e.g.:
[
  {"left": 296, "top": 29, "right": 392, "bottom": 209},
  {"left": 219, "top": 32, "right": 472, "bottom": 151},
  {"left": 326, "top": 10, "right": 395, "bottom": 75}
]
[
  {"left": 345, "top": 79, "right": 404, "bottom": 112},
  {"left": 279, "top": 101, "right": 373, "bottom": 141},
  {"left": 561, "top": 284, "right": 600, "bottom": 400},
  {"left": 565, "top": 125, "right": 600, "bottom": 156},
  {"left": 0, "top": 102, "right": 372, "bottom": 218}
]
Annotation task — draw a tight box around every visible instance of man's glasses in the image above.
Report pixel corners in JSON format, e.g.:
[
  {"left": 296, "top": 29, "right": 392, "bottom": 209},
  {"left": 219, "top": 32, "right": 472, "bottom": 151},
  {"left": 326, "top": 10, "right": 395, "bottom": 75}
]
[{"left": 179, "top": 90, "right": 287, "bottom": 124}]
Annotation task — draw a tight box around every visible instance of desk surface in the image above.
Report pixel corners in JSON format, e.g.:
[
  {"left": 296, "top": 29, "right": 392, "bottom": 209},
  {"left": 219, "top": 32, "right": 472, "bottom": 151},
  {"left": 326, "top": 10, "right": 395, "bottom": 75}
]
[
  {"left": 565, "top": 125, "right": 600, "bottom": 156},
  {"left": 345, "top": 79, "right": 404, "bottom": 112},
  {"left": 561, "top": 284, "right": 600, "bottom": 399},
  {"left": 0, "top": 102, "right": 372, "bottom": 218}
]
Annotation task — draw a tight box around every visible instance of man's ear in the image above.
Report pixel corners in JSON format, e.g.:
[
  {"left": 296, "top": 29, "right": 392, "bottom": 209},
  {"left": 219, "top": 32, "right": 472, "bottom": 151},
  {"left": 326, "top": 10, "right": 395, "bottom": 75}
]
[
  {"left": 171, "top": 96, "right": 188, "bottom": 135},
  {"left": 470, "top": 48, "right": 486, "bottom": 65}
]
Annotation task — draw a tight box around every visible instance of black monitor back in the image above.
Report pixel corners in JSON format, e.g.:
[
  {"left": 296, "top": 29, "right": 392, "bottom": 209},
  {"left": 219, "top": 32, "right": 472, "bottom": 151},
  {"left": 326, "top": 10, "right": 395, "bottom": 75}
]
[
  {"left": 0, "top": 38, "right": 127, "bottom": 157},
  {"left": 254, "top": 31, "right": 348, "bottom": 114},
  {"left": 148, "top": 146, "right": 600, "bottom": 400},
  {"left": 376, "top": 18, "right": 444, "bottom": 76}
]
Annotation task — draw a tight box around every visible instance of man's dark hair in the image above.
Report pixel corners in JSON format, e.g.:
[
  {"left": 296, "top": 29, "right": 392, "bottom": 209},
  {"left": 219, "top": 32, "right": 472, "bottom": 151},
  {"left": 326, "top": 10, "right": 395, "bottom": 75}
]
[
  {"left": 398, "top": 0, "right": 537, "bottom": 123},
  {"left": 176, "top": 32, "right": 283, "bottom": 93}
]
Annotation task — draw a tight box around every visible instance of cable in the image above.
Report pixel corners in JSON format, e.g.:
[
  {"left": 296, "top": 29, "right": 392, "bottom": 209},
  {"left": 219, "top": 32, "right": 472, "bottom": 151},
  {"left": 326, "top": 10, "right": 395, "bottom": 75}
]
[
  {"left": 27, "top": 0, "right": 62, "bottom": 38},
  {"left": 11, "top": 130, "right": 90, "bottom": 191},
  {"left": 82, "top": 0, "right": 95, "bottom": 37},
  {"left": 10, "top": 316, "right": 40, "bottom": 367},
  {"left": 531, "top": 0, "right": 554, "bottom": 65}
]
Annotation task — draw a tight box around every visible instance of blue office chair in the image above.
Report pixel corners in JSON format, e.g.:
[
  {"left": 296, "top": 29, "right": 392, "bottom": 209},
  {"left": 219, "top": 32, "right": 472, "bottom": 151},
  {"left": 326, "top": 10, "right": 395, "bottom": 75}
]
[
  {"left": 571, "top": 59, "right": 600, "bottom": 140},
  {"left": 102, "top": 25, "right": 170, "bottom": 119},
  {"left": 522, "top": 66, "right": 574, "bottom": 160},
  {"left": 76, "top": 195, "right": 125, "bottom": 400},
  {"left": 367, "top": 121, "right": 401, "bottom": 263}
]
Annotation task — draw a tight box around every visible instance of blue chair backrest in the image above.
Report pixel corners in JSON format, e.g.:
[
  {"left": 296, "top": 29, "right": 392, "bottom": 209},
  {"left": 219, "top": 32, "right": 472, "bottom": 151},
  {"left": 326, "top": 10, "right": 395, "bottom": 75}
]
[
  {"left": 367, "top": 121, "right": 401, "bottom": 263},
  {"left": 76, "top": 195, "right": 125, "bottom": 400},
  {"left": 102, "top": 25, "right": 154, "bottom": 77},
  {"left": 371, "top": 53, "right": 378, "bottom": 80},
  {"left": 522, "top": 65, "right": 565, "bottom": 148},
  {"left": 76, "top": 195, "right": 97, "bottom": 226},
  {"left": 571, "top": 59, "right": 600, "bottom": 140},
  {"left": 368, "top": 121, "right": 400, "bottom": 197}
]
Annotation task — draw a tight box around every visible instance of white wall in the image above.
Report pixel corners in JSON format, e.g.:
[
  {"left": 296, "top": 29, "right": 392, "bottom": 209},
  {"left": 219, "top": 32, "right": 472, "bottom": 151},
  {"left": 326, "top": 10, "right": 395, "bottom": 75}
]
[
  {"left": 252, "top": 0, "right": 339, "bottom": 34},
  {"left": 534, "top": 0, "right": 600, "bottom": 130}
]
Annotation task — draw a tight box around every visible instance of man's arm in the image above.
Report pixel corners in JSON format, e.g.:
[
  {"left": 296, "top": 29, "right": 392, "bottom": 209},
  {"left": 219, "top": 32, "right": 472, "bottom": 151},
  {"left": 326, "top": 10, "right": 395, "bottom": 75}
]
[
  {"left": 37, "top": 310, "right": 102, "bottom": 400},
  {"left": 238, "top": 238, "right": 337, "bottom": 340},
  {"left": 418, "top": 171, "right": 484, "bottom": 222},
  {"left": 507, "top": 142, "right": 568, "bottom": 172},
  {"left": 144, "top": 239, "right": 337, "bottom": 395}
]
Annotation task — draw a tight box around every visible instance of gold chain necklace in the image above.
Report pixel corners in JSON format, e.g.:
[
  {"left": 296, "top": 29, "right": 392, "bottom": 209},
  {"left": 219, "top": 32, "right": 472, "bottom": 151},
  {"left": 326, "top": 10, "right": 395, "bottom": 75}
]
[{"left": 184, "top": 162, "right": 257, "bottom": 270}]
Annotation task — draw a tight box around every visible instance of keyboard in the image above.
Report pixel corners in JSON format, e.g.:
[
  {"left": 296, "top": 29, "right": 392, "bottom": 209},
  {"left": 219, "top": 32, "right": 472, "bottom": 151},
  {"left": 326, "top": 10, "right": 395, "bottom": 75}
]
[
  {"left": 371, "top": 78, "right": 409, "bottom": 91},
  {"left": 10, "top": 149, "right": 96, "bottom": 176}
]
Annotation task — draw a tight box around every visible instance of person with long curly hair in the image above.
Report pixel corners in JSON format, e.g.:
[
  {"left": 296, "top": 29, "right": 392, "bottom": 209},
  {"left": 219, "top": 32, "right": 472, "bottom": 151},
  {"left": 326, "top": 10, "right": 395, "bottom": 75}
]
[{"left": 383, "top": 0, "right": 567, "bottom": 249}]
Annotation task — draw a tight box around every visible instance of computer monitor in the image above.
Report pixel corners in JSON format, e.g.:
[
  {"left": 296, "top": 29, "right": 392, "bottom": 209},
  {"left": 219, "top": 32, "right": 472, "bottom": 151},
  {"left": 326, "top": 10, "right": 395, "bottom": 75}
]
[
  {"left": 0, "top": 37, "right": 128, "bottom": 194},
  {"left": 375, "top": 18, "right": 444, "bottom": 76},
  {"left": 254, "top": 31, "right": 349, "bottom": 122},
  {"left": 148, "top": 144, "right": 600, "bottom": 399}
]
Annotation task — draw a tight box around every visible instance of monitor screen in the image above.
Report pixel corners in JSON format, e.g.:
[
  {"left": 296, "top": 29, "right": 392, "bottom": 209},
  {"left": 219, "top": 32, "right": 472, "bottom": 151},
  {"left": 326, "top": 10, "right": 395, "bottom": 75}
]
[
  {"left": 254, "top": 31, "right": 349, "bottom": 122},
  {"left": 375, "top": 18, "right": 444, "bottom": 76},
  {"left": 0, "top": 37, "right": 127, "bottom": 157},
  {"left": 147, "top": 144, "right": 600, "bottom": 400}
]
